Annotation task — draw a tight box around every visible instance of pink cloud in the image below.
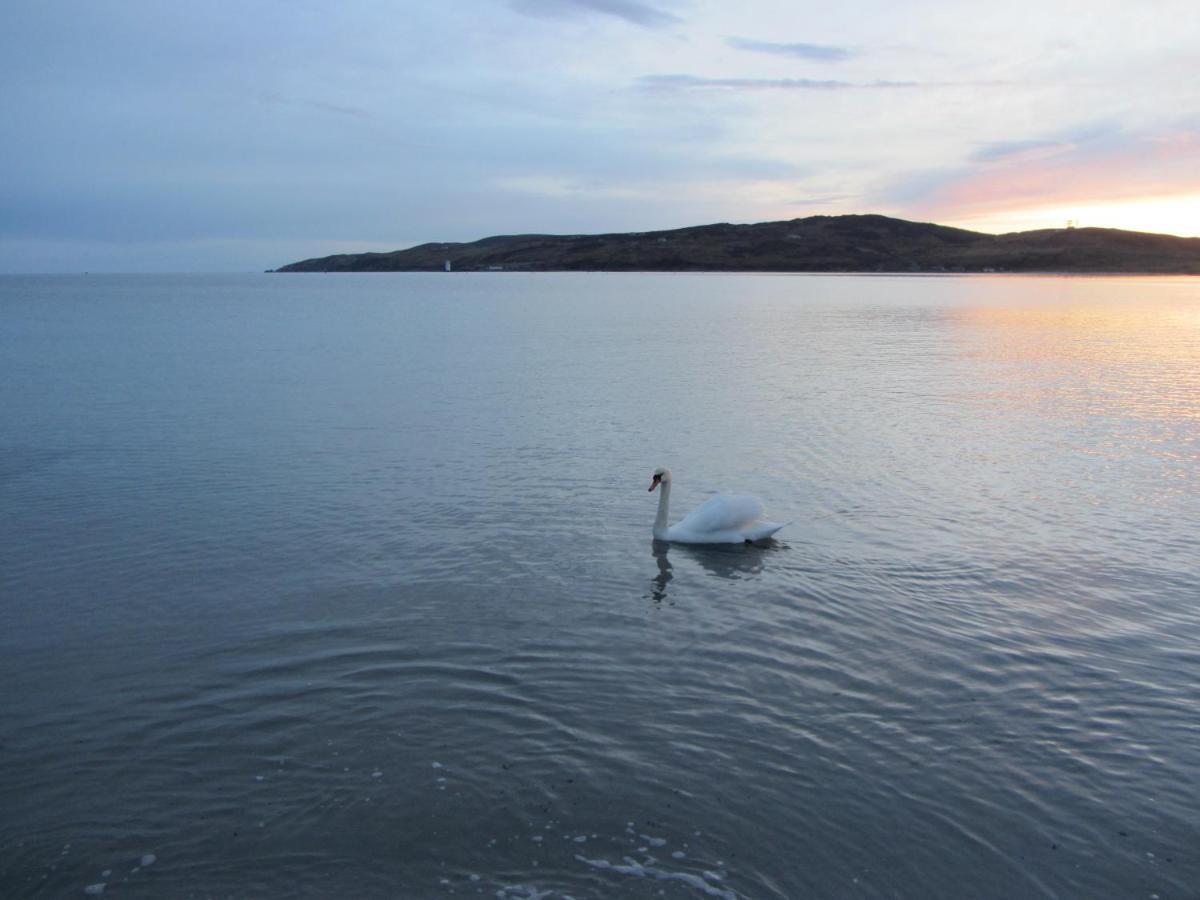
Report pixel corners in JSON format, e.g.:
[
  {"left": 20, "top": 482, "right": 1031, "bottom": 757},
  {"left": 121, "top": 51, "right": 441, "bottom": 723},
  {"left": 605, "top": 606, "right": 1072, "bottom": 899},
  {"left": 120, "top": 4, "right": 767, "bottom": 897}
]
[{"left": 899, "top": 129, "right": 1200, "bottom": 222}]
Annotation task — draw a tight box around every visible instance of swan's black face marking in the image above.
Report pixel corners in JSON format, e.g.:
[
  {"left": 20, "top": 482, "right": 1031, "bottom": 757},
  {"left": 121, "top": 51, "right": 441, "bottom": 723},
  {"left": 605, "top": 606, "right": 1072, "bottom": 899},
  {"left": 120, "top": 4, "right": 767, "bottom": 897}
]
[{"left": 649, "top": 473, "right": 662, "bottom": 492}]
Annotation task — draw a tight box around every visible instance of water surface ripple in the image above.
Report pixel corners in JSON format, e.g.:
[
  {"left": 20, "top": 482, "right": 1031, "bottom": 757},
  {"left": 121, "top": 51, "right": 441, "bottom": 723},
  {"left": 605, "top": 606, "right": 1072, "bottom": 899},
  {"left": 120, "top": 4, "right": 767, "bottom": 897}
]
[{"left": 1, "top": 273, "right": 1198, "bottom": 898}]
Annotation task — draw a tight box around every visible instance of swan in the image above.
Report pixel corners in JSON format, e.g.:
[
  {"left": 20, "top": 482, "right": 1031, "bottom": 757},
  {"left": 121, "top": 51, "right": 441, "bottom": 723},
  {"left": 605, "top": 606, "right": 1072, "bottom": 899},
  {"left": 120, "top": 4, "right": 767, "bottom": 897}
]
[{"left": 648, "top": 467, "right": 787, "bottom": 544}]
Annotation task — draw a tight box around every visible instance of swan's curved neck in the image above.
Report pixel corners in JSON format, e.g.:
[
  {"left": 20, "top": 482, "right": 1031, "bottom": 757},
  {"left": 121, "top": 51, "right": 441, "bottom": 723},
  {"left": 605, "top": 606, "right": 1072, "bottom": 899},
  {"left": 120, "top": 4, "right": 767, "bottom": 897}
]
[{"left": 653, "top": 480, "right": 671, "bottom": 540}]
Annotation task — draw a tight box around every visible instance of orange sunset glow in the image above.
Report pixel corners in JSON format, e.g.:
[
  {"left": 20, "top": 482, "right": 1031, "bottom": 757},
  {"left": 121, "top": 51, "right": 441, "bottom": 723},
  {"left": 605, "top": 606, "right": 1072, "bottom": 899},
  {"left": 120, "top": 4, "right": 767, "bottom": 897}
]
[
  {"left": 910, "top": 129, "right": 1200, "bottom": 238},
  {"left": 947, "top": 193, "right": 1200, "bottom": 238}
]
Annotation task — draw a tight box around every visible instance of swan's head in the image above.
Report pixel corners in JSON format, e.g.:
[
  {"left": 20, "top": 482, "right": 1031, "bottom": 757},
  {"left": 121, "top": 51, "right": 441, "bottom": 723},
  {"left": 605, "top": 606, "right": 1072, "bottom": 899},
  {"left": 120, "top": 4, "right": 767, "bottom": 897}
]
[{"left": 648, "top": 466, "right": 672, "bottom": 492}]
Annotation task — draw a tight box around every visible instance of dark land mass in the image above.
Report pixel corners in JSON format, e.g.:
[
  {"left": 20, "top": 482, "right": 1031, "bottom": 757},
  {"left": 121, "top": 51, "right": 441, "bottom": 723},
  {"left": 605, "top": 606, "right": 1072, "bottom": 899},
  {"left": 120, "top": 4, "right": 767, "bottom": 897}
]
[{"left": 275, "top": 215, "right": 1200, "bottom": 274}]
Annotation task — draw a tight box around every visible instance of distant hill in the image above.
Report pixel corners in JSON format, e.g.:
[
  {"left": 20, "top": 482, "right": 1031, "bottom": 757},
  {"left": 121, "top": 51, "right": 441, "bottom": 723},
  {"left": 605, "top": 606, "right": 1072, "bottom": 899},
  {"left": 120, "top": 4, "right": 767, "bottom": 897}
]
[{"left": 274, "top": 215, "right": 1200, "bottom": 274}]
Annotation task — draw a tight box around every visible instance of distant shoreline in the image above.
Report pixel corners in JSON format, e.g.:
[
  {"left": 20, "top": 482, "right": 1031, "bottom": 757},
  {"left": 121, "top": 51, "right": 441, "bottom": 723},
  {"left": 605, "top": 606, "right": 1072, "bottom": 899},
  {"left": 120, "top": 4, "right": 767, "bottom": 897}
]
[
  {"left": 274, "top": 214, "right": 1200, "bottom": 276},
  {"left": 266, "top": 268, "right": 1200, "bottom": 277}
]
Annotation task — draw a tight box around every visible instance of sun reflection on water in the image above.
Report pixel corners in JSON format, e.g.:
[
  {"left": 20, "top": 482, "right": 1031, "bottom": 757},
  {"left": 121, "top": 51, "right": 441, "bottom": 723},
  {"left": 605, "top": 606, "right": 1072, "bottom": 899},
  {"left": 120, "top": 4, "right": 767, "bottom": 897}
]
[
  {"left": 945, "top": 285, "right": 1200, "bottom": 510},
  {"left": 951, "top": 292, "right": 1200, "bottom": 425}
]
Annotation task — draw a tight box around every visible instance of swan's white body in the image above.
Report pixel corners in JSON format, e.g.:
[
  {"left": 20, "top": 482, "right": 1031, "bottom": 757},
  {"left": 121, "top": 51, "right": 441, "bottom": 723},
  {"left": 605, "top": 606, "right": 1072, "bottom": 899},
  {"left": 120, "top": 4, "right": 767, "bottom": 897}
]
[{"left": 649, "top": 467, "right": 787, "bottom": 544}]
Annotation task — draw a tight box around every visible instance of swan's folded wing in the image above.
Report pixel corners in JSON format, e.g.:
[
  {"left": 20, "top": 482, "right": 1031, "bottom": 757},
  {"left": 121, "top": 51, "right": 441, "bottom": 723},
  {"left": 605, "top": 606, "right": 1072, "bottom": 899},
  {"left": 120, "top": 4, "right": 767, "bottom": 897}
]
[{"left": 675, "top": 494, "right": 765, "bottom": 534}]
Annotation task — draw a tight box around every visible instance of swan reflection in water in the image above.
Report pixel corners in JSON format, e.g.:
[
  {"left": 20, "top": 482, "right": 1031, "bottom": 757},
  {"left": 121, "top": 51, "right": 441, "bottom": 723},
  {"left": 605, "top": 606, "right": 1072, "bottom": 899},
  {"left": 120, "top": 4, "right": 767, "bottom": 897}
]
[
  {"left": 648, "top": 541, "right": 675, "bottom": 604},
  {"left": 646, "top": 539, "right": 778, "bottom": 604}
]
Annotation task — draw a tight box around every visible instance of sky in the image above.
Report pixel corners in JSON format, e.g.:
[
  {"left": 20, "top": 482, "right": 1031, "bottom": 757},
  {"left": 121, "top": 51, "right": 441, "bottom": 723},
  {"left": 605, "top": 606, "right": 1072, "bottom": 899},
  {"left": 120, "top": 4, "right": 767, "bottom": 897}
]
[{"left": 2, "top": 0, "right": 1198, "bottom": 272}]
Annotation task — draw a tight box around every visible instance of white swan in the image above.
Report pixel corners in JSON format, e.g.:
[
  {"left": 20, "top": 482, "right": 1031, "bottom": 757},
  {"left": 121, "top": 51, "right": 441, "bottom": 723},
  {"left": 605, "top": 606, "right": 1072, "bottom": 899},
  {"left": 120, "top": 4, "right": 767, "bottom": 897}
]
[{"left": 648, "top": 467, "right": 787, "bottom": 544}]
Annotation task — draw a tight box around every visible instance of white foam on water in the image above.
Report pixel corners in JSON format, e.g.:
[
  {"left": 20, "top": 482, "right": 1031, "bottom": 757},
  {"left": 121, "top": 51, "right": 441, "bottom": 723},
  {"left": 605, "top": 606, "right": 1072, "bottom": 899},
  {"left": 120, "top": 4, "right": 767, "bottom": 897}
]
[
  {"left": 671, "top": 851, "right": 685, "bottom": 859},
  {"left": 573, "top": 835, "right": 587, "bottom": 843},
  {"left": 575, "top": 855, "right": 737, "bottom": 900},
  {"left": 140, "top": 854, "right": 156, "bottom": 867},
  {"left": 372, "top": 771, "right": 383, "bottom": 778},
  {"left": 84, "top": 884, "right": 106, "bottom": 896},
  {"left": 495, "top": 885, "right": 553, "bottom": 900},
  {"left": 531, "top": 835, "right": 543, "bottom": 843},
  {"left": 640, "top": 834, "right": 667, "bottom": 847},
  {"left": 101, "top": 870, "right": 112, "bottom": 877},
  {"left": 432, "top": 762, "right": 444, "bottom": 769}
]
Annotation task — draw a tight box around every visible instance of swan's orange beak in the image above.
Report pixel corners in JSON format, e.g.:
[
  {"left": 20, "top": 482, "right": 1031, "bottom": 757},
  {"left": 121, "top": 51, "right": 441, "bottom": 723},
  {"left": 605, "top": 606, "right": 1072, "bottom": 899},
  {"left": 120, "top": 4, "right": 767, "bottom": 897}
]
[{"left": 649, "top": 475, "right": 661, "bottom": 492}]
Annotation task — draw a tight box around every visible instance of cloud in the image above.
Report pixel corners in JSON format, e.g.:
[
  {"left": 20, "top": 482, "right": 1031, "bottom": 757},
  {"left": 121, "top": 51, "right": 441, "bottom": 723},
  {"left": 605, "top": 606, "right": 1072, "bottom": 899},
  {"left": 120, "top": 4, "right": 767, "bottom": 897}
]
[
  {"left": 637, "top": 74, "right": 919, "bottom": 91},
  {"left": 964, "top": 123, "right": 1128, "bottom": 164},
  {"left": 877, "top": 124, "right": 1200, "bottom": 222},
  {"left": 494, "top": 174, "right": 645, "bottom": 199},
  {"left": 508, "top": 0, "right": 682, "bottom": 28},
  {"left": 788, "top": 194, "right": 855, "bottom": 206},
  {"left": 492, "top": 152, "right": 810, "bottom": 199},
  {"left": 261, "top": 93, "right": 371, "bottom": 119},
  {"left": 968, "top": 139, "right": 1070, "bottom": 164},
  {"left": 725, "top": 37, "right": 855, "bottom": 62}
]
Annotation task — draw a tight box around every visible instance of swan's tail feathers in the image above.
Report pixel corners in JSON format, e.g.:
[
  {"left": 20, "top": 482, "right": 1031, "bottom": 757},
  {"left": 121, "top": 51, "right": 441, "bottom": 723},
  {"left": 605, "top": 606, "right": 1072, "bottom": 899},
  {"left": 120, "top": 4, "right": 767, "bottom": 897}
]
[{"left": 745, "top": 520, "right": 788, "bottom": 542}]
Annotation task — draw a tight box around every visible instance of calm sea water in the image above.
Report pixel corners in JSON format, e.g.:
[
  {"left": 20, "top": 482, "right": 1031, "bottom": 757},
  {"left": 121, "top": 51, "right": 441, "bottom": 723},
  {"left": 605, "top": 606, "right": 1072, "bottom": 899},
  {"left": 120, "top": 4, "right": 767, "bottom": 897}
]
[{"left": 1, "top": 273, "right": 1198, "bottom": 899}]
